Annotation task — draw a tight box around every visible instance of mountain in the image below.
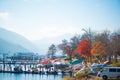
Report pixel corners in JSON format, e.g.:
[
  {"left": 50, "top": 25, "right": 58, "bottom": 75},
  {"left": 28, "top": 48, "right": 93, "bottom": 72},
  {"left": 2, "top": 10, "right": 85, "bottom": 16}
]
[
  {"left": 0, "top": 38, "right": 29, "bottom": 55},
  {"left": 0, "top": 27, "right": 39, "bottom": 54},
  {"left": 33, "top": 33, "right": 73, "bottom": 54}
]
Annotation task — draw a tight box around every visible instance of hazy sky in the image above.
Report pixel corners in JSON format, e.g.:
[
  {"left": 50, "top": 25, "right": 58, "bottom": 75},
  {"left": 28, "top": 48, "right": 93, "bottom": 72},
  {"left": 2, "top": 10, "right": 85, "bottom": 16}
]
[{"left": 0, "top": 0, "right": 120, "bottom": 40}]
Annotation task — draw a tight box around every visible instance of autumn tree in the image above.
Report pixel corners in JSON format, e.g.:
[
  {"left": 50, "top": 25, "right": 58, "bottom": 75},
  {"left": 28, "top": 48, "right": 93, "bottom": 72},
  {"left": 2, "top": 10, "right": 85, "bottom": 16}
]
[
  {"left": 91, "top": 41, "right": 107, "bottom": 58},
  {"left": 58, "top": 39, "right": 72, "bottom": 60},
  {"left": 80, "top": 28, "right": 96, "bottom": 61},
  {"left": 58, "top": 35, "right": 81, "bottom": 60},
  {"left": 78, "top": 39, "right": 91, "bottom": 58},
  {"left": 57, "top": 28, "right": 120, "bottom": 63},
  {"left": 94, "top": 30, "right": 111, "bottom": 61}
]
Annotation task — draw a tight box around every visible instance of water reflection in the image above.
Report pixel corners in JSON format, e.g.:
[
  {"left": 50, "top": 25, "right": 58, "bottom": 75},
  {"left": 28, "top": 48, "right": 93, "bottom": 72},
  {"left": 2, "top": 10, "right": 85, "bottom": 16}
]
[{"left": 0, "top": 73, "right": 62, "bottom": 80}]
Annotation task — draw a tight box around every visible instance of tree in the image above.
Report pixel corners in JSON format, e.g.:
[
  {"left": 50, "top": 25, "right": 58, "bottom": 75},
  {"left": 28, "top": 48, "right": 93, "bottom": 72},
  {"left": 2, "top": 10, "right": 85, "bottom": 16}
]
[
  {"left": 91, "top": 41, "right": 107, "bottom": 56},
  {"left": 78, "top": 39, "right": 91, "bottom": 58},
  {"left": 110, "top": 31, "right": 120, "bottom": 62},
  {"left": 94, "top": 30, "right": 111, "bottom": 61},
  {"left": 47, "top": 44, "right": 57, "bottom": 58},
  {"left": 58, "top": 39, "right": 73, "bottom": 60},
  {"left": 58, "top": 39, "right": 68, "bottom": 53},
  {"left": 58, "top": 35, "right": 81, "bottom": 60},
  {"left": 70, "top": 35, "right": 81, "bottom": 49},
  {"left": 69, "top": 35, "right": 81, "bottom": 58}
]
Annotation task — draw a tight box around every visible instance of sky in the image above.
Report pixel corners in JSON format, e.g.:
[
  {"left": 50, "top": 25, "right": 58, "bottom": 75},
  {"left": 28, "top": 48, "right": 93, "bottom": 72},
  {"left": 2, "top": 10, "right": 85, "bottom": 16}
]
[{"left": 0, "top": 0, "right": 120, "bottom": 41}]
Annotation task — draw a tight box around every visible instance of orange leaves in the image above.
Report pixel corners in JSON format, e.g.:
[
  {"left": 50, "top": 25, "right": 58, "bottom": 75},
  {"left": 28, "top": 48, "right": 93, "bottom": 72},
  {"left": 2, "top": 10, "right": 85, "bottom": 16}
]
[
  {"left": 78, "top": 39, "right": 91, "bottom": 58},
  {"left": 73, "top": 49, "right": 78, "bottom": 54},
  {"left": 91, "top": 41, "right": 107, "bottom": 56},
  {"left": 78, "top": 39, "right": 108, "bottom": 57}
]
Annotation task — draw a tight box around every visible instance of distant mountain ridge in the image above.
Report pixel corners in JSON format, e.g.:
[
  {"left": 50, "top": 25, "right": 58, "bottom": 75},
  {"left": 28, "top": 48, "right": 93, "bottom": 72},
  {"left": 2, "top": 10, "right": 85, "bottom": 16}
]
[
  {"left": 0, "top": 38, "right": 29, "bottom": 55},
  {"left": 0, "top": 27, "right": 39, "bottom": 54},
  {"left": 0, "top": 27, "right": 74, "bottom": 55}
]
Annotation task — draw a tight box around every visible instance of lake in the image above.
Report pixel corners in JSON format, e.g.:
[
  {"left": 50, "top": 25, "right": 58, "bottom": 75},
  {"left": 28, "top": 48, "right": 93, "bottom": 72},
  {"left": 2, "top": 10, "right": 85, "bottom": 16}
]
[{"left": 0, "top": 73, "right": 63, "bottom": 80}]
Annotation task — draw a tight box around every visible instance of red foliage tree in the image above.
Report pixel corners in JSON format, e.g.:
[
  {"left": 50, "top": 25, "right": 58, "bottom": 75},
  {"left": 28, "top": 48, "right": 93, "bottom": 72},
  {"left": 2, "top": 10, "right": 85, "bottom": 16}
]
[{"left": 78, "top": 39, "right": 91, "bottom": 58}]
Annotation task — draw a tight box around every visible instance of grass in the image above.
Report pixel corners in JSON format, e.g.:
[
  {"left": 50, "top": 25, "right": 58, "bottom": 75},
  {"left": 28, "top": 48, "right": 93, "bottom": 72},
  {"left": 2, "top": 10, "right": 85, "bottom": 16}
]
[{"left": 62, "top": 76, "right": 119, "bottom": 80}]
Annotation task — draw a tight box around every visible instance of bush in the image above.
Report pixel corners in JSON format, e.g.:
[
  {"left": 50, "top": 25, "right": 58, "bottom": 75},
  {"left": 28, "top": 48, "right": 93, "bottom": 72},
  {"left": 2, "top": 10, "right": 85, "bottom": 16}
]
[
  {"left": 75, "top": 73, "right": 91, "bottom": 80},
  {"left": 110, "top": 62, "right": 120, "bottom": 67},
  {"left": 62, "top": 76, "right": 71, "bottom": 80},
  {"left": 90, "top": 58, "right": 98, "bottom": 63}
]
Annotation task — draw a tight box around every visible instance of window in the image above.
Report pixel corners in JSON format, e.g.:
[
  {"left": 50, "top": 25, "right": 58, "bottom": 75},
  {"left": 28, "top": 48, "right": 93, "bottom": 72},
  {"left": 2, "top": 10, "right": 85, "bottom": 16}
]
[
  {"left": 109, "top": 68, "right": 116, "bottom": 72},
  {"left": 117, "top": 69, "right": 120, "bottom": 72},
  {"left": 103, "top": 68, "right": 108, "bottom": 72}
]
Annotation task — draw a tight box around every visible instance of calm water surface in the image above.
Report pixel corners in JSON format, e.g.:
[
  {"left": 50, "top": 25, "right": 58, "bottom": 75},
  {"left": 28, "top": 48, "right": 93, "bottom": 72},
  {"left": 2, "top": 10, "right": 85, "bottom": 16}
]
[{"left": 0, "top": 73, "right": 62, "bottom": 80}]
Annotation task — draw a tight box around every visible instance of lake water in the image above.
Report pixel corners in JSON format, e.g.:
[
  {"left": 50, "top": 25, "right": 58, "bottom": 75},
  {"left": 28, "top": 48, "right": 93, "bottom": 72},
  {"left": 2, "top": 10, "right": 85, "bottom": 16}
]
[{"left": 0, "top": 73, "right": 63, "bottom": 80}]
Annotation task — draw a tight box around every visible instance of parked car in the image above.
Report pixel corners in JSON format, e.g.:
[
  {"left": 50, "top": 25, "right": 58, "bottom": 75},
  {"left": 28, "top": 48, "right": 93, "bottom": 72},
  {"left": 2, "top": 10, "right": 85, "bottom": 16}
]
[{"left": 98, "top": 67, "right": 120, "bottom": 80}]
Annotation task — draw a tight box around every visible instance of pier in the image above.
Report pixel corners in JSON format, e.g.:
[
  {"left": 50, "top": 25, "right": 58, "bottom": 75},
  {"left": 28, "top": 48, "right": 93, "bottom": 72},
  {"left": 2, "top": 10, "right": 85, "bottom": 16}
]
[{"left": 0, "top": 60, "right": 72, "bottom": 77}]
